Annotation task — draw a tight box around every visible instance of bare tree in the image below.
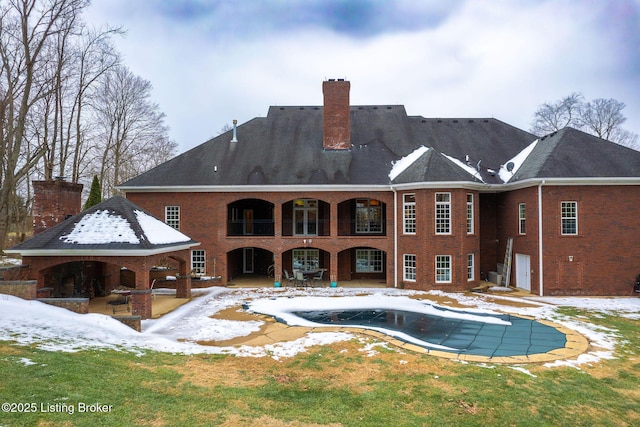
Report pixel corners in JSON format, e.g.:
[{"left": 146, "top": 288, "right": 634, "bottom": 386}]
[
  {"left": 0, "top": 0, "right": 89, "bottom": 250},
  {"left": 69, "top": 25, "right": 121, "bottom": 182},
  {"left": 530, "top": 92, "right": 583, "bottom": 135},
  {"left": 580, "top": 98, "right": 626, "bottom": 141},
  {"left": 530, "top": 93, "right": 639, "bottom": 148},
  {"left": 91, "top": 65, "right": 176, "bottom": 197}
]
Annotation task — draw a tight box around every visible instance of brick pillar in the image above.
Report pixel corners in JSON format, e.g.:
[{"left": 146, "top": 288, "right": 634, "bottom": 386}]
[
  {"left": 132, "top": 267, "right": 151, "bottom": 319},
  {"left": 131, "top": 291, "right": 152, "bottom": 319},
  {"left": 176, "top": 275, "right": 191, "bottom": 298},
  {"left": 32, "top": 180, "right": 83, "bottom": 234},
  {"left": 323, "top": 79, "right": 351, "bottom": 150},
  {"left": 330, "top": 251, "right": 339, "bottom": 286}
]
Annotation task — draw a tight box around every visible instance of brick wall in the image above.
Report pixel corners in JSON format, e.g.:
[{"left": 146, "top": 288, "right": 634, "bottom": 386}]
[
  {"left": 495, "top": 187, "right": 540, "bottom": 291},
  {"left": 126, "top": 183, "right": 640, "bottom": 296},
  {"left": 127, "top": 190, "right": 396, "bottom": 286},
  {"left": 396, "top": 189, "right": 481, "bottom": 292},
  {"left": 540, "top": 185, "right": 640, "bottom": 295}
]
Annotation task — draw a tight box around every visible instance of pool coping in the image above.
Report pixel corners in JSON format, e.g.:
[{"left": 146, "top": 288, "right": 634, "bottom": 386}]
[{"left": 243, "top": 312, "right": 589, "bottom": 364}]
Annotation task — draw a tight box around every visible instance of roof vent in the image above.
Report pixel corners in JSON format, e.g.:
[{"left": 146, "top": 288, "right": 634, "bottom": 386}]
[
  {"left": 506, "top": 162, "right": 515, "bottom": 172},
  {"left": 231, "top": 119, "right": 238, "bottom": 143}
]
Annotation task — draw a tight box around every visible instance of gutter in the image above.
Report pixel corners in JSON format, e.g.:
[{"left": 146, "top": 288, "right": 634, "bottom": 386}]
[
  {"left": 392, "top": 186, "right": 398, "bottom": 288},
  {"left": 119, "top": 177, "right": 640, "bottom": 195},
  {"left": 538, "top": 180, "right": 545, "bottom": 296}
]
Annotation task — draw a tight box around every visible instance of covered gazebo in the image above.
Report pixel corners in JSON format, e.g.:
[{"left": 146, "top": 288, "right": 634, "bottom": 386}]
[{"left": 5, "top": 196, "right": 200, "bottom": 319}]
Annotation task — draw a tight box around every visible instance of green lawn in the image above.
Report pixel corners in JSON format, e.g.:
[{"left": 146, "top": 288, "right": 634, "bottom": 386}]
[{"left": 0, "top": 309, "right": 638, "bottom": 426}]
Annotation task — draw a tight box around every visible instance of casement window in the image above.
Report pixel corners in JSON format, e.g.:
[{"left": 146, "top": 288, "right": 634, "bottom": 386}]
[
  {"left": 466, "top": 193, "right": 474, "bottom": 234},
  {"left": 293, "top": 199, "right": 318, "bottom": 236},
  {"left": 435, "top": 255, "right": 452, "bottom": 283},
  {"left": 403, "top": 194, "right": 416, "bottom": 234},
  {"left": 191, "top": 250, "right": 206, "bottom": 275},
  {"left": 519, "top": 203, "right": 526, "bottom": 235},
  {"left": 356, "top": 249, "right": 383, "bottom": 273},
  {"left": 356, "top": 199, "right": 383, "bottom": 233},
  {"left": 403, "top": 254, "right": 416, "bottom": 281},
  {"left": 165, "top": 206, "right": 180, "bottom": 230},
  {"left": 467, "top": 253, "right": 474, "bottom": 281},
  {"left": 435, "top": 193, "right": 451, "bottom": 234},
  {"left": 561, "top": 201, "right": 578, "bottom": 235}
]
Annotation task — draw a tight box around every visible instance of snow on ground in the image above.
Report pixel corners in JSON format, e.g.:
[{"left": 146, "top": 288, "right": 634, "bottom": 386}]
[{"left": 0, "top": 287, "right": 638, "bottom": 368}]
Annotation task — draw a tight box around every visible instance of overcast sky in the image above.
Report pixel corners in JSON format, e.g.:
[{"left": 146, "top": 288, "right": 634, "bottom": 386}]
[{"left": 83, "top": 0, "right": 640, "bottom": 153}]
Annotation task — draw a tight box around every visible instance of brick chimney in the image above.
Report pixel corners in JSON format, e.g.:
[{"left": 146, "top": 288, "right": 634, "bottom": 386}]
[
  {"left": 323, "top": 79, "right": 351, "bottom": 150},
  {"left": 32, "top": 179, "right": 83, "bottom": 235}
]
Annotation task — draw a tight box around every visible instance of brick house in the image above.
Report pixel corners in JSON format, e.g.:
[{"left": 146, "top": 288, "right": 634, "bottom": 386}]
[{"left": 118, "top": 79, "right": 640, "bottom": 296}]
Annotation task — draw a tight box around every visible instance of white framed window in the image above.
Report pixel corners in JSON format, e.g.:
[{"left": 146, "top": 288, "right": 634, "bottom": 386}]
[
  {"left": 403, "top": 254, "right": 416, "bottom": 281},
  {"left": 403, "top": 194, "right": 416, "bottom": 234},
  {"left": 519, "top": 203, "right": 526, "bottom": 235},
  {"left": 436, "top": 255, "right": 451, "bottom": 283},
  {"left": 191, "top": 250, "right": 206, "bottom": 275},
  {"left": 561, "top": 201, "right": 578, "bottom": 235},
  {"left": 435, "top": 193, "right": 451, "bottom": 234},
  {"left": 356, "top": 249, "right": 383, "bottom": 273},
  {"left": 293, "top": 199, "right": 318, "bottom": 236},
  {"left": 292, "top": 249, "right": 319, "bottom": 271},
  {"left": 165, "top": 206, "right": 180, "bottom": 230},
  {"left": 466, "top": 193, "right": 474, "bottom": 234},
  {"left": 467, "top": 253, "right": 474, "bottom": 281},
  {"left": 356, "top": 199, "right": 383, "bottom": 233}
]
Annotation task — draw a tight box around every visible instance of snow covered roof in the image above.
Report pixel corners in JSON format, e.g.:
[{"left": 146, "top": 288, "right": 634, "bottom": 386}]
[
  {"left": 390, "top": 146, "right": 483, "bottom": 184},
  {"left": 6, "top": 196, "right": 199, "bottom": 256}
]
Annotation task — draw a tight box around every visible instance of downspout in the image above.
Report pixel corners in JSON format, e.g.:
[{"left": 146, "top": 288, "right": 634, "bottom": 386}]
[
  {"left": 392, "top": 186, "right": 398, "bottom": 288},
  {"left": 538, "top": 180, "right": 545, "bottom": 296}
]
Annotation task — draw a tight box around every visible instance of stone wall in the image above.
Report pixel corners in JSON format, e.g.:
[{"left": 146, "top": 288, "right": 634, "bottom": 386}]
[
  {"left": 113, "top": 315, "right": 141, "bottom": 332},
  {"left": 0, "top": 280, "right": 37, "bottom": 299},
  {"left": 37, "top": 297, "right": 89, "bottom": 314}
]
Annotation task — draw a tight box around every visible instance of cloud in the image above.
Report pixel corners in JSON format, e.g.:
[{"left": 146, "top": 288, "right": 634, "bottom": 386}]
[{"left": 83, "top": 0, "right": 640, "bottom": 151}]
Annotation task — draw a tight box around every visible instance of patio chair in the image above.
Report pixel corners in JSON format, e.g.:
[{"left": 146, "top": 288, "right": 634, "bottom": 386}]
[
  {"left": 283, "top": 270, "right": 296, "bottom": 286},
  {"left": 150, "top": 279, "right": 158, "bottom": 300},
  {"left": 295, "top": 270, "right": 308, "bottom": 287},
  {"left": 312, "top": 269, "right": 325, "bottom": 287}
]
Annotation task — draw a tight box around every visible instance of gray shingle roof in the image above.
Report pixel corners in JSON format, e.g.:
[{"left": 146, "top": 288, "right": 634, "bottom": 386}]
[
  {"left": 120, "top": 105, "right": 640, "bottom": 189},
  {"left": 511, "top": 127, "right": 640, "bottom": 181},
  {"left": 6, "top": 196, "right": 199, "bottom": 255},
  {"left": 119, "top": 105, "right": 538, "bottom": 187}
]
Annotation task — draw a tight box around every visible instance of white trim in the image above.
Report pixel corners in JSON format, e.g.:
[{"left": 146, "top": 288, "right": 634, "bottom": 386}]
[
  {"left": 403, "top": 253, "right": 417, "bottom": 282},
  {"left": 119, "top": 177, "right": 640, "bottom": 196},
  {"left": 4, "top": 242, "right": 201, "bottom": 257},
  {"left": 518, "top": 202, "right": 526, "bottom": 235},
  {"left": 435, "top": 254, "right": 452, "bottom": 283},
  {"left": 560, "top": 201, "right": 578, "bottom": 235},
  {"left": 120, "top": 184, "right": 395, "bottom": 193}
]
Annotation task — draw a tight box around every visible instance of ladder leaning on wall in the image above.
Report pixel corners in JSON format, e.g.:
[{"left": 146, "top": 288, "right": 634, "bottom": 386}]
[{"left": 502, "top": 237, "right": 513, "bottom": 287}]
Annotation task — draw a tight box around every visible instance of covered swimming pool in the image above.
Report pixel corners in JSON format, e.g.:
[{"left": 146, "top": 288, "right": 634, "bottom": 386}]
[
  {"left": 293, "top": 307, "right": 566, "bottom": 357},
  {"left": 248, "top": 295, "right": 573, "bottom": 359}
]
